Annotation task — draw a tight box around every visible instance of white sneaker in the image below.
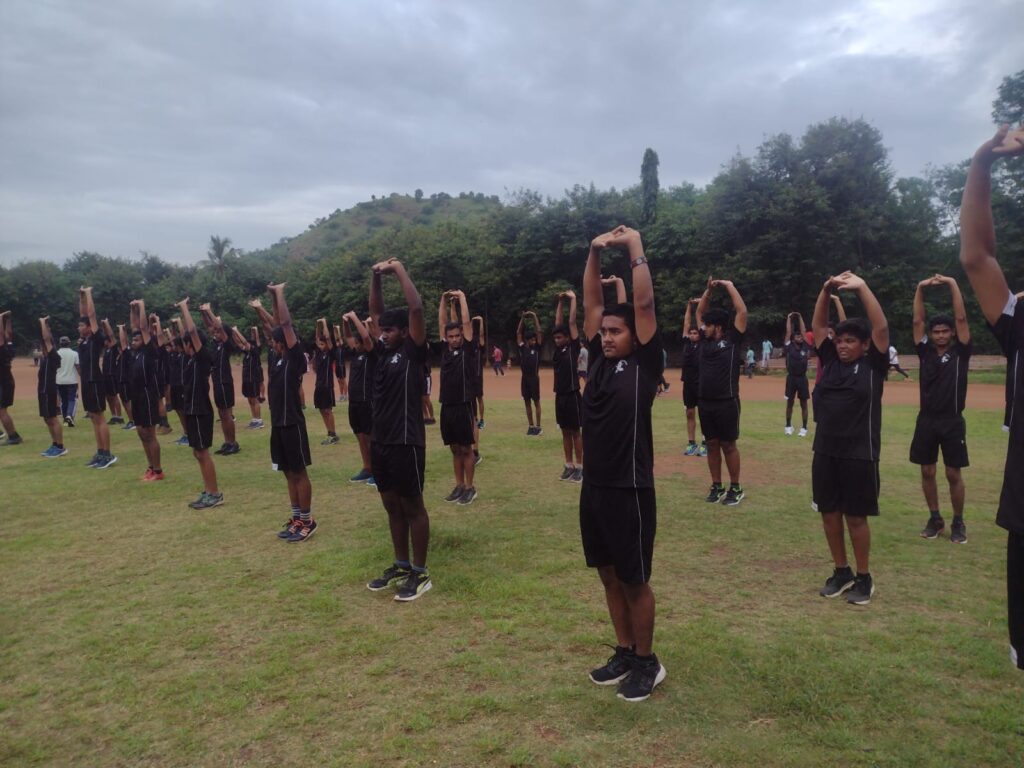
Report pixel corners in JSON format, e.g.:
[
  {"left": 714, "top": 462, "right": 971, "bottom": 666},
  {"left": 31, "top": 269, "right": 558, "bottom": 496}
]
[
  {"left": 784, "top": 426, "right": 794, "bottom": 436},
  {"left": 798, "top": 428, "right": 808, "bottom": 437}
]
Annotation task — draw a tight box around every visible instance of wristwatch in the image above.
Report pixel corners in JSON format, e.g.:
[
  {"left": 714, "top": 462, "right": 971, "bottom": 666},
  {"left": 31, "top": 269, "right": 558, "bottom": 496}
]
[{"left": 630, "top": 256, "right": 648, "bottom": 268}]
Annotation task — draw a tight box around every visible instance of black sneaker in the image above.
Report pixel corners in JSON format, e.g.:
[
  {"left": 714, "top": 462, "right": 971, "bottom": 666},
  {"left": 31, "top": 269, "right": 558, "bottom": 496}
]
[
  {"left": 394, "top": 570, "right": 432, "bottom": 602},
  {"left": 704, "top": 483, "right": 725, "bottom": 503},
  {"left": 819, "top": 567, "right": 855, "bottom": 598},
  {"left": 616, "top": 655, "right": 666, "bottom": 702},
  {"left": 86, "top": 453, "right": 101, "bottom": 468},
  {"left": 444, "top": 485, "right": 464, "bottom": 502},
  {"left": 456, "top": 487, "right": 477, "bottom": 505},
  {"left": 950, "top": 518, "right": 968, "bottom": 544},
  {"left": 589, "top": 645, "right": 635, "bottom": 686},
  {"left": 920, "top": 516, "right": 945, "bottom": 539},
  {"left": 192, "top": 491, "right": 224, "bottom": 510},
  {"left": 367, "top": 563, "right": 412, "bottom": 591},
  {"left": 559, "top": 466, "right": 574, "bottom": 481},
  {"left": 221, "top": 442, "right": 241, "bottom": 455},
  {"left": 721, "top": 486, "right": 745, "bottom": 506},
  {"left": 846, "top": 574, "right": 875, "bottom": 605},
  {"left": 287, "top": 519, "right": 317, "bottom": 543},
  {"left": 214, "top": 443, "right": 229, "bottom": 455},
  {"left": 570, "top": 468, "right": 583, "bottom": 483},
  {"left": 278, "top": 516, "right": 301, "bottom": 539},
  {"left": 526, "top": 426, "right": 537, "bottom": 436}
]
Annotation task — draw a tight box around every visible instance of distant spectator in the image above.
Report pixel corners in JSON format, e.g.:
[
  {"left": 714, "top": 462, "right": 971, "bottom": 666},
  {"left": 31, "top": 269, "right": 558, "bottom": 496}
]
[
  {"left": 761, "top": 338, "right": 773, "bottom": 370},
  {"left": 56, "top": 336, "right": 80, "bottom": 427}
]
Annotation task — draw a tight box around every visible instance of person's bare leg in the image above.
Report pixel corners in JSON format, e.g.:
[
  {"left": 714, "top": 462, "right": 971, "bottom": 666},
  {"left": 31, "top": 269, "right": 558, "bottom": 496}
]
[
  {"left": 846, "top": 515, "right": 871, "bottom": 573},
  {"left": 598, "top": 566, "right": 634, "bottom": 648},
  {"left": 534, "top": 399, "right": 542, "bottom": 428},
  {"left": 91, "top": 411, "right": 111, "bottom": 452},
  {"left": 220, "top": 408, "right": 236, "bottom": 444},
  {"left": 461, "top": 445, "right": 475, "bottom": 487},
  {"left": 561, "top": 429, "right": 573, "bottom": 464},
  {"left": 722, "top": 441, "right": 741, "bottom": 484},
  {"left": 785, "top": 397, "right": 795, "bottom": 426},
  {"left": 686, "top": 407, "right": 696, "bottom": 443},
  {"left": 945, "top": 465, "right": 965, "bottom": 516},
  {"left": 403, "top": 495, "right": 430, "bottom": 569},
  {"left": 194, "top": 449, "right": 219, "bottom": 494},
  {"left": 0, "top": 409, "right": 15, "bottom": 435},
  {"left": 920, "top": 464, "right": 939, "bottom": 512},
  {"left": 381, "top": 491, "right": 410, "bottom": 563},
  {"left": 621, "top": 582, "right": 656, "bottom": 657},
  {"left": 706, "top": 438, "right": 722, "bottom": 484},
  {"left": 45, "top": 416, "right": 63, "bottom": 445},
  {"left": 357, "top": 432, "right": 372, "bottom": 471},
  {"left": 821, "top": 511, "right": 848, "bottom": 568},
  {"left": 571, "top": 430, "right": 583, "bottom": 465},
  {"left": 524, "top": 400, "right": 535, "bottom": 427},
  {"left": 451, "top": 446, "right": 465, "bottom": 486}
]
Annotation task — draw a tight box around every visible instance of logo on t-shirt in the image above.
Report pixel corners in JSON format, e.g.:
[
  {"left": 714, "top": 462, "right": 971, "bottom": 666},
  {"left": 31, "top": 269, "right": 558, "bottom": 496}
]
[
  {"left": 390, "top": 353, "right": 401, "bottom": 364},
  {"left": 614, "top": 360, "right": 628, "bottom": 374},
  {"left": 854, "top": 363, "right": 859, "bottom": 374},
  {"left": 941, "top": 353, "right": 950, "bottom": 364},
  {"left": 718, "top": 341, "right": 727, "bottom": 349}
]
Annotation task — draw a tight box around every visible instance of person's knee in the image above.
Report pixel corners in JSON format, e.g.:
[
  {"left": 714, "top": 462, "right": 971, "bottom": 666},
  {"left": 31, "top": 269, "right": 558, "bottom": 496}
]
[
  {"left": 597, "top": 565, "right": 618, "bottom": 588},
  {"left": 845, "top": 514, "right": 868, "bottom": 531},
  {"left": 944, "top": 466, "right": 962, "bottom": 485},
  {"left": 721, "top": 440, "right": 737, "bottom": 453},
  {"left": 921, "top": 464, "right": 937, "bottom": 481}
]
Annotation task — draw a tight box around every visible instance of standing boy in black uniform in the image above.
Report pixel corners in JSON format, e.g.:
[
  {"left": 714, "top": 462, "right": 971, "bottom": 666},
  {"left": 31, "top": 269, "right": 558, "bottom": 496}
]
[
  {"left": 472, "top": 315, "right": 486, "bottom": 430},
  {"left": 344, "top": 311, "right": 377, "bottom": 484},
  {"left": 580, "top": 225, "right": 666, "bottom": 702},
  {"left": 958, "top": 123, "right": 1024, "bottom": 670},
  {"left": 436, "top": 289, "right": 478, "bottom": 505},
  {"left": 174, "top": 302, "right": 223, "bottom": 510},
  {"left": 680, "top": 299, "right": 704, "bottom": 457},
  {"left": 784, "top": 312, "right": 811, "bottom": 437},
  {"left": 912, "top": 274, "right": 971, "bottom": 544},
  {"left": 313, "top": 318, "right": 339, "bottom": 445},
  {"left": 78, "top": 287, "right": 117, "bottom": 468},
  {"left": 37, "top": 316, "right": 66, "bottom": 457},
  {"left": 553, "top": 290, "right": 583, "bottom": 482},
  {"left": 811, "top": 272, "right": 889, "bottom": 606},
  {"left": 695, "top": 278, "right": 748, "bottom": 504},
  {"left": 168, "top": 331, "right": 189, "bottom": 445},
  {"left": 0, "top": 311, "right": 21, "bottom": 446},
  {"left": 240, "top": 326, "right": 265, "bottom": 430},
  {"left": 199, "top": 304, "right": 240, "bottom": 456},
  {"left": 516, "top": 310, "right": 543, "bottom": 436},
  {"left": 365, "top": 258, "right": 432, "bottom": 602},
  {"left": 127, "top": 300, "right": 165, "bottom": 482},
  {"left": 101, "top": 329, "right": 124, "bottom": 425}
]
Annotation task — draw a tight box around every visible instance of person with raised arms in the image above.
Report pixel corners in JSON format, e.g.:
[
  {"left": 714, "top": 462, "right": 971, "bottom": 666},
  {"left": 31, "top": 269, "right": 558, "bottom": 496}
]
[
  {"left": 78, "top": 287, "right": 117, "bottom": 468},
  {"left": 364, "top": 258, "right": 432, "bottom": 602},
  {"left": 199, "top": 303, "right": 240, "bottom": 456},
  {"left": 958, "top": 123, "right": 1024, "bottom": 670},
  {"left": 312, "top": 318, "right": 339, "bottom": 445},
  {"left": 115, "top": 323, "right": 135, "bottom": 431},
  {"left": 435, "top": 289, "right": 479, "bottom": 506},
  {"left": 127, "top": 300, "right": 165, "bottom": 482},
  {"left": 912, "top": 275, "right": 972, "bottom": 544},
  {"left": 37, "top": 316, "right": 66, "bottom": 457},
  {"left": 472, "top": 315, "right": 487, "bottom": 429},
  {"left": 579, "top": 225, "right": 665, "bottom": 702},
  {"left": 811, "top": 271, "right": 889, "bottom": 606},
  {"left": 0, "top": 311, "right": 21, "bottom": 446},
  {"left": 100, "top": 323, "right": 125, "bottom": 426},
  {"left": 553, "top": 289, "right": 583, "bottom": 482},
  {"left": 239, "top": 326, "right": 265, "bottom": 430},
  {"left": 680, "top": 298, "right": 705, "bottom": 457},
  {"left": 783, "top": 312, "right": 811, "bottom": 437},
  {"left": 343, "top": 311, "right": 377, "bottom": 485},
  {"left": 167, "top": 327, "right": 190, "bottom": 445},
  {"left": 332, "top": 323, "right": 348, "bottom": 404},
  {"left": 695, "top": 277, "right": 748, "bottom": 504},
  {"left": 516, "top": 310, "right": 544, "bottom": 436}
]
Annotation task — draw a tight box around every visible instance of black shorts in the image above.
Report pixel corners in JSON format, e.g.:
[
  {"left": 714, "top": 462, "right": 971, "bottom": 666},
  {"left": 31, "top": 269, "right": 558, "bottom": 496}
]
[
  {"left": 812, "top": 454, "right": 880, "bottom": 516},
  {"left": 682, "top": 379, "right": 699, "bottom": 409},
  {"left": 580, "top": 483, "right": 656, "bottom": 585},
  {"left": 521, "top": 375, "right": 540, "bottom": 402},
  {"left": 555, "top": 391, "right": 583, "bottom": 430},
  {"left": 130, "top": 386, "right": 161, "bottom": 428},
  {"left": 997, "top": 439, "right": 1024, "bottom": 535},
  {"left": 371, "top": 442, "right": 425, "bottom": 498},
  {"left": 473, "top": 378, "right": 484, "bottom": 399},
  {"left": 81, "top": 380, "right": 106, "bottom": 414},
  {"left": 38, "top": 390, "right": 59, "bottom": 419},
  {"left": 270, "top": 423, "right": 312, "bottom": 473},
  {"left": 241, "top": 379, "right": 262, "bottom": 399},
  {"left": 170, "top": 385, "right": 185, "bottom": 413},
  {"left": 104, "top": 378, "right": 118, "bottom": 399},
  {"left": 314, "top": 386, "right": 335, "bottom": 411},
  {"left": 0, "top": 375, "right": 13, "bottom": 408},
  {"left": 118, "top": 382, "right": 130, "bottom": 403},
  {"left": 185, "top": 412, "right": 215, "bottom": 450},
  {"left": 1008, "top": 531, "right": 1024, "bottom": 670},
  {"left": 785, "top": 375, "right": 809, "bottom": 401},
  {"left": 909, "top": 413, "right": 969, "bottom": 468},
  {"left": 440, "top": 402, "right": 476, "bottom": 446},
  {"left": 348, "top": 400, "right": 373, "bottom": 435},
  {"left": 213, "top": 377, "right": 235, "bottom": 410},
  {"left": 699, "top": 398, "right": 740, "bottom": 442}
]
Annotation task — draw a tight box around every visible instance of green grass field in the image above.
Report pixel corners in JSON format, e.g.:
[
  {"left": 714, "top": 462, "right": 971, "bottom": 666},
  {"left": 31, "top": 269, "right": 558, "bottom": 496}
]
[{"left": 1, "top": 397, "right": 1021, "bottom": 767}]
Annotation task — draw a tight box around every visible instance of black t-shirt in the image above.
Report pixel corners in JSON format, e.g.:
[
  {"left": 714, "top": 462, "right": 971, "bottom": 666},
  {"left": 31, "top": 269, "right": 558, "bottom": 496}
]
[
  {"left": 698, "top": 327, "right": 744, "bottom": 400},
  {"left": 917, "top": 338, "right": 971, "bottom": 417},
  {"left": 371, "top": 337, "right": 428, "bottom": 446},
  {"left": 812, "top": 339, "right": 888, "bottom": 461},
  {"left": 268, "top": 343, "right": 307, "bottom": 428},
  {"left": 553, "top": 337, "right": 581, "bottom": 394},
  {"left": 158, "top": 347, "right": 170, "bottom": 384},
  {"left": 519, "top": 342, "right": 540, "bottom": 380},
  {"left": 182, "top": 345, "right": 213, "bottom": 417},
  {"left": 680, "top": 338, "right": 700, "bottom": 383},
  {"left": 348, "top": 347, "right": 378, "bottom": 403},
  {"left": 0, "top": 342, "right": 13, "bottom": 380},
  {"left": 313, "top": 349, "right": 335, "bottom": 391},
  {"left": 990, "top": 295, "right": 1024, "bottom": 532},
  {"left": 78, "top": 328, "right": 107, "bottom": 383},
  {"left": 38, "top": 348, "right": 59, "bottom": 394},
  {"left": 785, "top": 340, "right": 811, "bottom": 378},
  {"left": 131, "top": 342, "right": 161, "bottom": 390},
  {"left": 334, "top": 347, "right": 346, "bottom": 380},
  {"left": 212, "top": 338, "right": 236, "bottom": 384},
  {"left": 168, "top": 350, "right": 184, "bottom": 388},
  {"left": 582, "top": 333, "right": 664, "bottom": 488},
  {"left": 102, "top": 346, "right": 117, "bottom": 381},
  {"left": 241, "top": 347, "right": 263, "bottom": 384},
  {"left": 118, "top": 348, "right": 133, "bottom": 385},
  {"left": 433, "top": 341, "right": 477, "bottom": 404}
]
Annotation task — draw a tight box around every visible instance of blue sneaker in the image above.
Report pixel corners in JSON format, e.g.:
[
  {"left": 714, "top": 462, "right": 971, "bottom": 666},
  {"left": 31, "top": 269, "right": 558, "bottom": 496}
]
[
  {"left": 365, "top": 476, "right": 377, "bottom": 488},
  {"left": 86, "top": 453, "right": 101, "bottom": 467},
  {"left": 350, "top": 468, "right": 372, "bottom": 483},
  {"left": 684, "top": 443, "right": 699, "bottom": 457},
  {"left": 41, "top": 445, "right": 67, "bottom": 458},
  {"left": 175, "top": 435, "right": 190, "bottom": 446},
  {"left": 94, "top": 454, "right": 118, "bottom": 470},
  {"left": 123, "top": 421, "right": 136, "bottom": 431}
]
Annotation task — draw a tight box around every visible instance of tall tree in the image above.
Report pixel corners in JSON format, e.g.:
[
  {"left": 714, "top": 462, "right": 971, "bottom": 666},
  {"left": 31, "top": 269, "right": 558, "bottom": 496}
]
[
  {"left": 205, "top": 235, "right": 234, "bottom": 281},
  {"left": 640, "top": 148, "right": 660, "bottom": 225}
]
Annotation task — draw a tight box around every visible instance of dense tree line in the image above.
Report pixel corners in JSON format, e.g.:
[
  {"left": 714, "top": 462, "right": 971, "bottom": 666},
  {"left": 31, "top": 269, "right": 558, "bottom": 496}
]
[{"left": 2, "top": 73, "right": 1021, "bottom": 360}]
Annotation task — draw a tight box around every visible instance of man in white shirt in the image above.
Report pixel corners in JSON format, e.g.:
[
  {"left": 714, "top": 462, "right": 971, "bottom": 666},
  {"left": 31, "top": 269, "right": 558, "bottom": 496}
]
[{"left": 56, "top": 336, "right": 80, "bottom": 426}]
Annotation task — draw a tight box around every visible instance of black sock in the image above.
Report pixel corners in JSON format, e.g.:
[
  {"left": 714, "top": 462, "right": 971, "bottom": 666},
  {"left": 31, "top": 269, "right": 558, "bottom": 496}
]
[
  {"left": 688, "top": 440, "right": 696, "bottom": 446},
  {"left": 930, "top": 509, "right": 942, "bottom": 520},
  {"left": 729, "top": 482, "right": 740, "bottom": 490}
]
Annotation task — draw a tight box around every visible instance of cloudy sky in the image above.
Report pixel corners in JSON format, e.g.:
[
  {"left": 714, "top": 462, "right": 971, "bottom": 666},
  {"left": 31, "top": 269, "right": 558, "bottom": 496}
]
[{"left": 0, "top": 0, "right": 1020, "bottom": 267}]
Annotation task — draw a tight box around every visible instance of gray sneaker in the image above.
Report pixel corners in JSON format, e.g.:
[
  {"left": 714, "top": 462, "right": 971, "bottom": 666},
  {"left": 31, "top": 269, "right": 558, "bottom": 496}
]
[
  {"left": 444, "top": 485, "right": 465, "bottom": 502},
  {"left": 570, "top": 468, "right": 583, "bottom": 483},
  {"left": 456, "top": 486, "right": 478, "bottom": 505},
  {"left": 191, "top": 491, "right": 224, "bottom": 510}
]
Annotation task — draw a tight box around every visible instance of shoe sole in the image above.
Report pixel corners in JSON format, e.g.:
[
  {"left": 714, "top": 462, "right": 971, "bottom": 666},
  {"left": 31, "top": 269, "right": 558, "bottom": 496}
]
[
  {"left": 920, "top": 530, "right": 944, "bottom": 539},
  {"left": 721, "top": 493, "right": 745, "bottom": 506},
  {"left": 589, "top": 671, "right": 630, "bottom": 686},
  {"left": 951, "top": 536, "right": 968, "bottom": 544},
  {"left": 349, "top": 477, "right": 372, "bottom": 483},
  {"left": 394, "top": 579, "right": 432, "bottom": 602},
  {"left": 94, "top": 456, "right": 118, "bottom": 470},
  {"left": 287, "top": 526, "right": 316, "bottom": 543},
  {"left": 820, "top": 580, "right": 855, "bottom": 598},
  {"left": 617, "top": 664, "right": 667, "bottom": 702},
  {"left": 847, "top": 587, "right": 876, "bottom": 606},
  {"left": 456, "top": 495, "right": 477, "bottom": 506}
]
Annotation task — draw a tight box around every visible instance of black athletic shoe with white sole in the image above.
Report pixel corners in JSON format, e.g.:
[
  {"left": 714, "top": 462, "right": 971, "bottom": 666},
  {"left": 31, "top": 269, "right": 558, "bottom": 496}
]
[
  {"left": 819, "top": 567, "right": 855, "bottom": 598},
  {"left": 921, "top": 516, "right": 945, "bottom": 539},
  {"left": 721, "top": 485, "right": 745, "bottom": 505},
  {"left": 616, "top": 655, "right": 666, "bottom": 702},
  {"left": 950, "top": 518, "right": 968, "bottom": 544},
  {"left": 845, "top": 574, "right": 875, "bottom": 605},
  {"left": 394, "top": 571, "right": 432, "bottom": 602},
  {"left": 705, "top": 483, "right": 725, "bottom": 503},
  {"left": 367, "top": 563, "right": 412, "bottom": 591},
  {"left": 589, "top": 645, "right": 635, "bottom": 686}
]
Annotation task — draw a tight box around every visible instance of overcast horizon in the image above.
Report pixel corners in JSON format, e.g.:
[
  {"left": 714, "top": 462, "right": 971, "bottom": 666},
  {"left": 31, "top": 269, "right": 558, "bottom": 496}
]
[{"left": 1, "top": 0, "right": 1021, "bottom": 268}]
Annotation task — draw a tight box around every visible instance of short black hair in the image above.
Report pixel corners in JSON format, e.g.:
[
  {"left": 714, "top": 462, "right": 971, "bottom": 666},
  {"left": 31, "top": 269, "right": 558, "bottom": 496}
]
[
  {"left": 834, "top": 318, "right": 871, "bottom": 342},
  {"left": 524, "top": 330, "right": 536, "bottom": 341},
  {"left": 929, "top": 314, "right": 955, "bottom": 331},
  {"left": 703, "top": 308, "right": 729, "bottom": 328},
  {"left": 602, "top": 302, "right": 636, "bottom": 335},
  {"left": 378, "top": 308, "right": 409, "bottom": 329},
  {"left": 272, "top": 326, "right": 286, "bottom": 344},
  {"left": 552, "top": 323, "right": 569, "bottom": 337},
  {"left": 131, "top": 329, "right": 142, "bottom": 338},
  {"left": 444, "top": 321, "right": 462, "bottom": 333}
]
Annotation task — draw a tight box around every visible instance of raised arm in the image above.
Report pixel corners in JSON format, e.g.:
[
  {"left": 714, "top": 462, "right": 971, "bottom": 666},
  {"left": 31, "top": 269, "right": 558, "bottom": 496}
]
[
  {"left": 267, "top": 283, "right": 297, "bottom": 349},
  {"left": 198, "top": 303, "right": 221, "bottom": 335},
  {"left": 177, "top": 299, "right": 202, "bottom": 352},
  {"left": 716, "top": 280, "right": 747, "bottom": 334},
  {"left": 583, "top": 237, "right": 606, "bottom": 340},
  {"left": 437, "top": 291, "right": 449, "bottom": 341},
  {"left": 696, "top": 276, "right": 712, "bottom": 326},
  {"left": 614, "top": 228, "right": 655, "bottom": 343},
  {"left": 785, "top": 313, "right": 794, "bottom": 344},
  {"left": 831, "top": 294, "right": 847, "bottom": 323},
  {"left": 230, "top": 326, "right": 251, "bottom": 351},
  {"left": 133, "top": 300, "right": 152, "bottom": 345},
  {"left": 370, "top": 258, "right": 424, "bottom": 345},
  {"left": 249, "top": 299, "right": 275, "bottom": 338},
  {"left": 516, "top": 313, "right": 526, "bottom": 347},
  {"left": 811, "top": 279, "right": 836, "bottom": 350},
  {"left": 344, "top": 311, "right": 374, "bottom": 353},
  {"left": 39, "top": 316, "right": 54, "bottom": 354},
  {"left": 527, "top": 311, "right": 543, "bottom": 345},
  {"left": 912, "top": 278, "right": 929, "bottom": 344},
  {"left": 117, "top": 323, "right": 128, "bottom": 352},
  {"left": 452, "top": 291, "right": 472, "bottom": 341},
  {"left": 796, "top": 312, "right": 807, "bottom": 336},
  {"left": 555, "top": 295, "right": 564, "bottom": 329},
  {"left": 682, "top": 300, "right": 697, "bottom": 337},
  {"left": 149, "top": 309, "right": 163, "bottom": 347},
  {"left": 565, "top": 290, "right": 579, "bottom": 340},
  {"left": 473, "top": 315, "right": 485, "bottom": 348},
  {"left": 942, "top": 275, "right": 970, "bottom": 345},
  {"left": 100, "top": 318, "right": 115, "bottom": 345},
  {"left": 601, "top": 275, "right": 627, "bottom": 304},
  {"left": 80, "top": 287, "right": 99, "bottom": 334},
  {"left": 960, "top": 126, "right": 1024, "bottom": 324},
  {"left": 835, "top": 272, "right": 888, "bottom": 353}
]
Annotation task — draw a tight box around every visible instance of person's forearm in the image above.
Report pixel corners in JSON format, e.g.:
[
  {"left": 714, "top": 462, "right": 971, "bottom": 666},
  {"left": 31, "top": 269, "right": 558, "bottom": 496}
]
[
  {"left": 438, "top": 295, "right": 447, "bottom": 340},
  {"left": 629, "top": 243, "right": 653, "bottom": 314},
  {"left": 696, "top": 290, "right": 710, "bottom": 325},
  {"left": 912, "top": 285, "right": 925, "bottom": 335},
  {"left": 555, "top": 299, "right": 564, "bottom": 327},
  {"left": 812, "top": 288, "right": 830, "bottom": 343},
  {"left": 725, "top": 284, "right": 747, "bottom": 324},
  {"left": 960, "top": 153, "right": 996, "bottom": 268},
  {"left": 583, "top": 247, "right": 603, "bottom": 326},
  {"left": 369, "top": 272, "right": 385, "bottom": 321},
  {"left": 857, "top": 284, "right": 888, "bottom": 338}
]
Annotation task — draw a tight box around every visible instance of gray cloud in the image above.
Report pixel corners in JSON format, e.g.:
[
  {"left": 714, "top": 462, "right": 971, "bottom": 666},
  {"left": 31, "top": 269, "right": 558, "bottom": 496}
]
[{"left": 1, "top": 0, "right": 1020, "bottom": 266}]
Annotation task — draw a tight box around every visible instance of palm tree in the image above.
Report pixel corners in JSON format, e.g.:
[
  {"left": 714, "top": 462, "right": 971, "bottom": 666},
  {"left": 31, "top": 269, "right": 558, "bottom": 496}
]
[{"left": 205, "top": 235, "right": 234, "bottom": 280}]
